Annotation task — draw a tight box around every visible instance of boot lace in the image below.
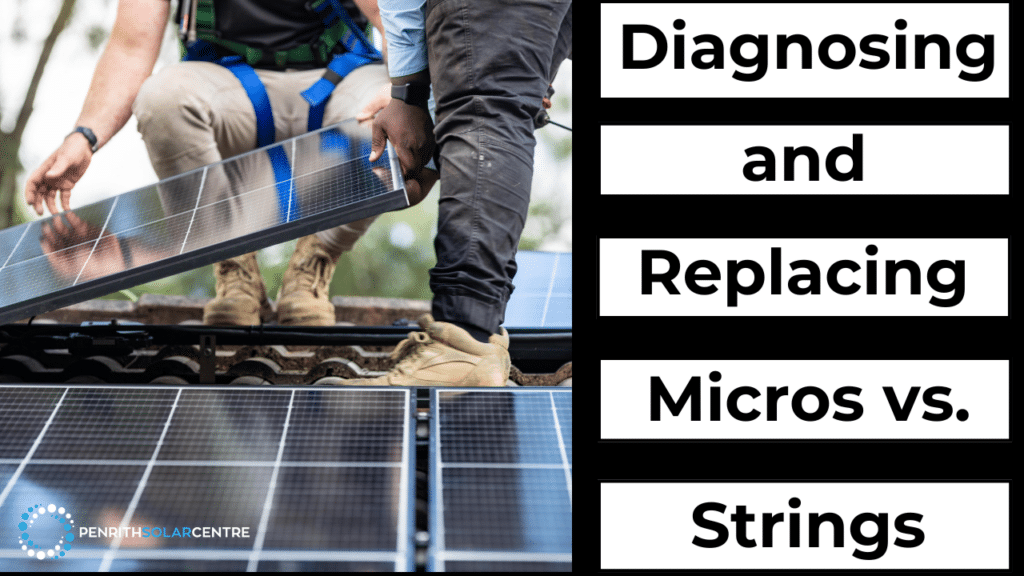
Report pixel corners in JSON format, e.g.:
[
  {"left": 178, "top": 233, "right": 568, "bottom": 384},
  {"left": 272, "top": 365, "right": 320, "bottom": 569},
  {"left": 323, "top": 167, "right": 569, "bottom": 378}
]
[
  {"left": 294, "top": 252, "right": 332, "bottom": 297},
  {"left": 219, "top": 258, "right": 258, "bottom": 296},
  {"left": 390, "top": 331, "right": 432, "bottom": 366}
]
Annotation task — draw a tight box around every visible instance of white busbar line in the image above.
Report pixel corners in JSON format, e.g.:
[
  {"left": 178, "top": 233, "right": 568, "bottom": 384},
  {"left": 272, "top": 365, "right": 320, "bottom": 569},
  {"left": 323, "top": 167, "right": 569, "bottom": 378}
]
[
  {"left": 0, "top": 388, "right": 68, "bottom": 509},
  {"left": 99, "top": 388, "right": 183, "bottom": 572},
  {"left": 550, "top": 391, "right": 572, "bottom": 507},
  {"left": 247, "top": 389, "right": 296, "bottom": 572}
]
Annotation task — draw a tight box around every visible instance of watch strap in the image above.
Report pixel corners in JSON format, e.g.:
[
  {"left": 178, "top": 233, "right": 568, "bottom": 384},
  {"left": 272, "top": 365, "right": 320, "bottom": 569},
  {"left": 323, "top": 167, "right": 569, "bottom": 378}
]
[
  {"left": 69, "top": 126, "right": 98, "bottom": 153},
  {"left": 391, "top": 84, "right": 431, "bottom": 111}
]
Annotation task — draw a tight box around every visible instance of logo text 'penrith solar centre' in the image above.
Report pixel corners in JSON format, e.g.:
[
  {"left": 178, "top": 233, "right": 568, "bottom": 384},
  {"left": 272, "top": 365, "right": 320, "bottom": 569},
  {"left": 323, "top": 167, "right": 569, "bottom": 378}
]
[
  {"left": 78, "top": 526, "right": 251, "bottom": 539},
  {"left": 14, "top": 501, "right": 252, "bottom": 561}
]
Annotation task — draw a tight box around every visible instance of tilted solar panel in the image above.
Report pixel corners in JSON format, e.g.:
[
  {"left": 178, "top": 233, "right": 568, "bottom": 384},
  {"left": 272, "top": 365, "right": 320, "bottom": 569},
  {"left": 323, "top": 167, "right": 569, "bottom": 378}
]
[
  {"left": 0, "top": 120, "right": 406, "bottom": 325},
  {"left": 0, "top": 385, "right": 415, "bottom": 571},
  {"left": 429, "top": 389, "right": 572, "bottom": 571}
]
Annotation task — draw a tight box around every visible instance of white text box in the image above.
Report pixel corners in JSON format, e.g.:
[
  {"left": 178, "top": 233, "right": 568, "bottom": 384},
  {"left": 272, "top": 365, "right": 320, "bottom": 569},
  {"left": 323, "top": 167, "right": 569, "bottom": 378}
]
[
  {"left": 601, "top": 3, "right": 1009, "bottom": 98},
  {"left": 601, "top": 126, "right": 1008, "bottom": 195},
  {"left": 602, "top": 482, "right": 1009, "bottom": 569},
  {"left": 601, "top": 360, "right": 1009, "bottom": 439}
]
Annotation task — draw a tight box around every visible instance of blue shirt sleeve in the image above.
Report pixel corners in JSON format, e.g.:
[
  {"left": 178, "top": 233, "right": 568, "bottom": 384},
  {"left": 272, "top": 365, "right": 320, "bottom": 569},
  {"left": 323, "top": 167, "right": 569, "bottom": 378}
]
[{"left": 379, "top": 0, "right": 429, "bottom": 78}]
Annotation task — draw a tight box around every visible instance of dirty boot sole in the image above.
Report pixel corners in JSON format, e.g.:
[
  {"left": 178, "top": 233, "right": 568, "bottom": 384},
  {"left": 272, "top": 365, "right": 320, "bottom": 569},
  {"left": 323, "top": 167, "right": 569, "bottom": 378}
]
[
  {"left": 277, "top": 300, "right": 336, "bottom": 326},
  {"left": 203, "top": 299, "right": 274, "bottom": 325}
]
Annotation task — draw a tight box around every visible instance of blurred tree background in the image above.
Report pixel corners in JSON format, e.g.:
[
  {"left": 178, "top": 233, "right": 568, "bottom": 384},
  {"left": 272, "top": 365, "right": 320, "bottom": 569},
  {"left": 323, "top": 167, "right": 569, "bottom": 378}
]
[
  {"left": 1, "top": 0, "right": 571, "bottom": 303},
  {"left": 0, "top": 0, "right": 76, "bottom": 230}
]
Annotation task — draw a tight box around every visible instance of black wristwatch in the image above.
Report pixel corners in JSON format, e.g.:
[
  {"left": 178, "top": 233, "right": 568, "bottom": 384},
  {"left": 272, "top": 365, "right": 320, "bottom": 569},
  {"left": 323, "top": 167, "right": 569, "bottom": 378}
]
[
  {"left": 69, "top": 126, "right": 98, "bottom": 153},
  {"left": 391, "top": 84, "right": 431, "bottom": 111}
]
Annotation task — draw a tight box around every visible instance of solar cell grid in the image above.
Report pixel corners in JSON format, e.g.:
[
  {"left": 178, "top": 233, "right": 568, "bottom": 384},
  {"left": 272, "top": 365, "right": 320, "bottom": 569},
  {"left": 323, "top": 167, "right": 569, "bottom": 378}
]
[
  {"left": 1, "top": 463, "right": 148, "bottom": 551},
  {"left": 0, "top": 385, "right": 414, "bottom": 572},
  {"left": 430, "top": 389, "right": 572, "bottom": 571},
  {"left": 0, "top": 388, "right": 62, "bottom": 459},
  {"left": 281, "top": 389, "right": 407, "bottom": 462},
  {"left": 108, "top": 559, "right": 249, "bottom": 571},
  {"left": 156, "top": 389, "right": 292, "bottom": 462},
  {"left": 263, "top": 466, "right": 402, "bottom": 549},
  {"left": 132, "top": 465, "right": 272, "bottom": 549},
  {"left": 33, "top": 389, "right": 178, "bottom": 461},
  {"left": 441, "top": 467, "right": 572, "bottom": 551},
  {"left": 445, "top": 560, "right": 572, "bottom": 572},
  {"left": 0, "top": 385, "right": 570, "bottom": 571},
  {"left": 438, "top": 392, "right": 563, "bottom": 465}
]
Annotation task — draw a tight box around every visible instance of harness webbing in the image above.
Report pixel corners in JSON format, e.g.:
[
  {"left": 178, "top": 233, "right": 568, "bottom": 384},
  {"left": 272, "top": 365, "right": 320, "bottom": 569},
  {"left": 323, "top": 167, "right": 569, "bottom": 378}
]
[{"left": 181, "top": 0, "right": 382, "bottom": 221}]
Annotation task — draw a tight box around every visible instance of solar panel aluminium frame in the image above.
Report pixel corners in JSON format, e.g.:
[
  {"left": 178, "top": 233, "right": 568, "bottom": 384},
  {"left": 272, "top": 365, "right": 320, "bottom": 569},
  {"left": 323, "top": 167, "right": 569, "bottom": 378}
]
[
  {"left": 0, "top": 384, "right": 418, "bottom": 572},
  {"left": 0, "top": 125, "right": 406, "bottom": 326},
  {"left": 427, "top": 387, "right": 573, "bottom": 572}
]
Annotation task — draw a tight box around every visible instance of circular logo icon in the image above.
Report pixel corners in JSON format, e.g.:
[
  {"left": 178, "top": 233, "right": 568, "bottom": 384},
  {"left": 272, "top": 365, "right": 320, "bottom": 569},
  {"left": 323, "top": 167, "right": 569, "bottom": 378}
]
[{"left": 17, "top": 503, "right": 74, "bottom": 560}]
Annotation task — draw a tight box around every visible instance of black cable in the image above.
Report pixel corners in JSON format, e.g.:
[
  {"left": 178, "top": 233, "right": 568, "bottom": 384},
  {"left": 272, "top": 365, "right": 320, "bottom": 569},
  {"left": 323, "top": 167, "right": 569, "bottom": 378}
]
[{"left": 547, "top": 119, "right": 572, "bottom": 132}]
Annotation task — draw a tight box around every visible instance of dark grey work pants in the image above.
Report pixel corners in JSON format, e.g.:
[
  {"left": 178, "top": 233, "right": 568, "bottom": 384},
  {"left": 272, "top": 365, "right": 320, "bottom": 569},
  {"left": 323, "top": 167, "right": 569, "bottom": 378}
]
[{"left": 426, "top": 0, "right": 572, "bottom": 334}]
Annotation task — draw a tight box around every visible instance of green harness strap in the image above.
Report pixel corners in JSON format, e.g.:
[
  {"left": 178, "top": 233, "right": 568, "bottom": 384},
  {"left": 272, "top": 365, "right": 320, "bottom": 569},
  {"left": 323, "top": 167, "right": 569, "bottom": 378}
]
[{"left": 188, "top": 0, "right": 374, "bottom": 67}]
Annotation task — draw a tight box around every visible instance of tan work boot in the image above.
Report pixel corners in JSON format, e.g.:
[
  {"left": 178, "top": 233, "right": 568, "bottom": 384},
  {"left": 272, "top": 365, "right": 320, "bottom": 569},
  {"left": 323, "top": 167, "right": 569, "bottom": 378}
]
[
  {"left": 347, "top": 314, "right": 511, "bottom": 387},
  {"left": 203, "top": 252, "right": 273, "bottom": 325},
  {"left": 276, "top": 234, "right": 343, "bottom": 326}
]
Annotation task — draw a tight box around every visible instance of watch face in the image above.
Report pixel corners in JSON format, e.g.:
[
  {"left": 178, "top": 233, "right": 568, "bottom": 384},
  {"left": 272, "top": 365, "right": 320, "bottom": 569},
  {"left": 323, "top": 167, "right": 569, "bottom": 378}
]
[{"left": 393, "top": 84, "right": 430, "bottom": 108}]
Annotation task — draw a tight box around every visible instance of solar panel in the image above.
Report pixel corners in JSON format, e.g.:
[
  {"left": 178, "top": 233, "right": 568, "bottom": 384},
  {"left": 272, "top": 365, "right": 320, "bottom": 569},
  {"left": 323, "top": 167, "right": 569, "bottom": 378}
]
[
  {"left": 0, "top": 385, "right": 572, "bottom": 572},
  {"left": 429, "top": 389, "right": 572, "bottom": 571},
  {"left": 0, "top": 120, "right": 407, "bottom": 325},
  {"left": 503, "top": 252, "right": 572, "bottom": 328},
  {"left": 0, "top": 385, "right": 415, "bottom": 571}
]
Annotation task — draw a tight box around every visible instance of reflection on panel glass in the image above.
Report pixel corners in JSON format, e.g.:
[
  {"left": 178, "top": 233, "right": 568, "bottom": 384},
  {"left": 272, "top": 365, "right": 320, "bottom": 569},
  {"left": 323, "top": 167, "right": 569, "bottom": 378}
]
[
  {"left": 6, "top": 198, "right": 117, "bottom": 267},
  {"left": 104, "top": 169, "right": 205, "bottom": 235},
  {"left": 33, "top": 389, "right": 178, "bottom": 461},
  {"left": 442, "top": 467, "right": 571, "bottom": 552},
  {"left": 264, "top": 466, "right": 401, "bottom": 549},
  {"left": 0, "top": 120, "right": 404, "bottom": 325},
  {"left": 439, "top": 391, "right": 563, "bottom": 465},
  {"left": 157, "top": 389, "right": 292, "bottom": 462},
  {"left": 282, "top": 389, "right": 407, "bottom": 462},
  {"left": 132, "top": 465, "right": 270, "bottom": 550},
  {"left": 0, "top": 464, "right": 148, "bottom": 554},
  {"left": 0, "top": 386, "right": 412, "bottom": 572},
  {"left": 0, "top": 244, "right": 85, "bottom": 308},
  {"left": 432, "top": 389, "right": 572, "bottom": 571}
]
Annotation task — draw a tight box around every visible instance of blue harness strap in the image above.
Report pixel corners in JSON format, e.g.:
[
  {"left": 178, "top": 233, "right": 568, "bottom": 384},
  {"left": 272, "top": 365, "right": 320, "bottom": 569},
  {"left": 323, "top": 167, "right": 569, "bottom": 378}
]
[
  {"left": 182, "top": 1, "right": 383, "bottom": 221},
  {"left": 302, "top": 51, "right": 376, "bottom": 132},
  {"left": 302, "top": 1, "right": 381, "bottom": 131},
  {"left": 216, "top": 55, "right": 294, "bottom": 220},
  {"left": 217, "top": 55, "right": 275, "bottom": 147}
]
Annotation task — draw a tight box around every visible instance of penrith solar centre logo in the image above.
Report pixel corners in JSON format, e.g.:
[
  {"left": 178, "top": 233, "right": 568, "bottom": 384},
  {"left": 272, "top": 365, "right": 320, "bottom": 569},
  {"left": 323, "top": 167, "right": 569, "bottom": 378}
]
[{"left": 16, "top": 503, "right": 75, "bottom": 560}]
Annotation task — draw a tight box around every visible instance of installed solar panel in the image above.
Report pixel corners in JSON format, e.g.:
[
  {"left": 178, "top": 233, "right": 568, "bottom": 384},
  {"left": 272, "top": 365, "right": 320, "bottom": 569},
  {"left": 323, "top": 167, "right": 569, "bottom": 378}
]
[
  {"left": 429, "top": 389, "right": 572, "bottom": 571},
  {"left": 0, "top": 121, "right": 406, "bottom": 325},
  {"left": 0, "top": 385, "right": 414, "bottom": 572},
  {"left": 503, "top": 252, "right": 572, "bottom": 328}
]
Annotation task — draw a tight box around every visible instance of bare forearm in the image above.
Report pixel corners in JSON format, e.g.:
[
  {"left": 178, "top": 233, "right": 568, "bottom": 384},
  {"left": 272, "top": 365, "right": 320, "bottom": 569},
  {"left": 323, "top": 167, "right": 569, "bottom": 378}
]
[{"left": 75, "top": 0, "right": 166, "bottom": 150}]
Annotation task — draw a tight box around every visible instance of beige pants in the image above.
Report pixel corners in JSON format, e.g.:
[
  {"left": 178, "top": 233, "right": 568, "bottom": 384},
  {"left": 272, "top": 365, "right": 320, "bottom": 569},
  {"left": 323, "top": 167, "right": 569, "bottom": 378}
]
[{"left": 132, "top": 61, "right": 390, "bottom": 254}]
